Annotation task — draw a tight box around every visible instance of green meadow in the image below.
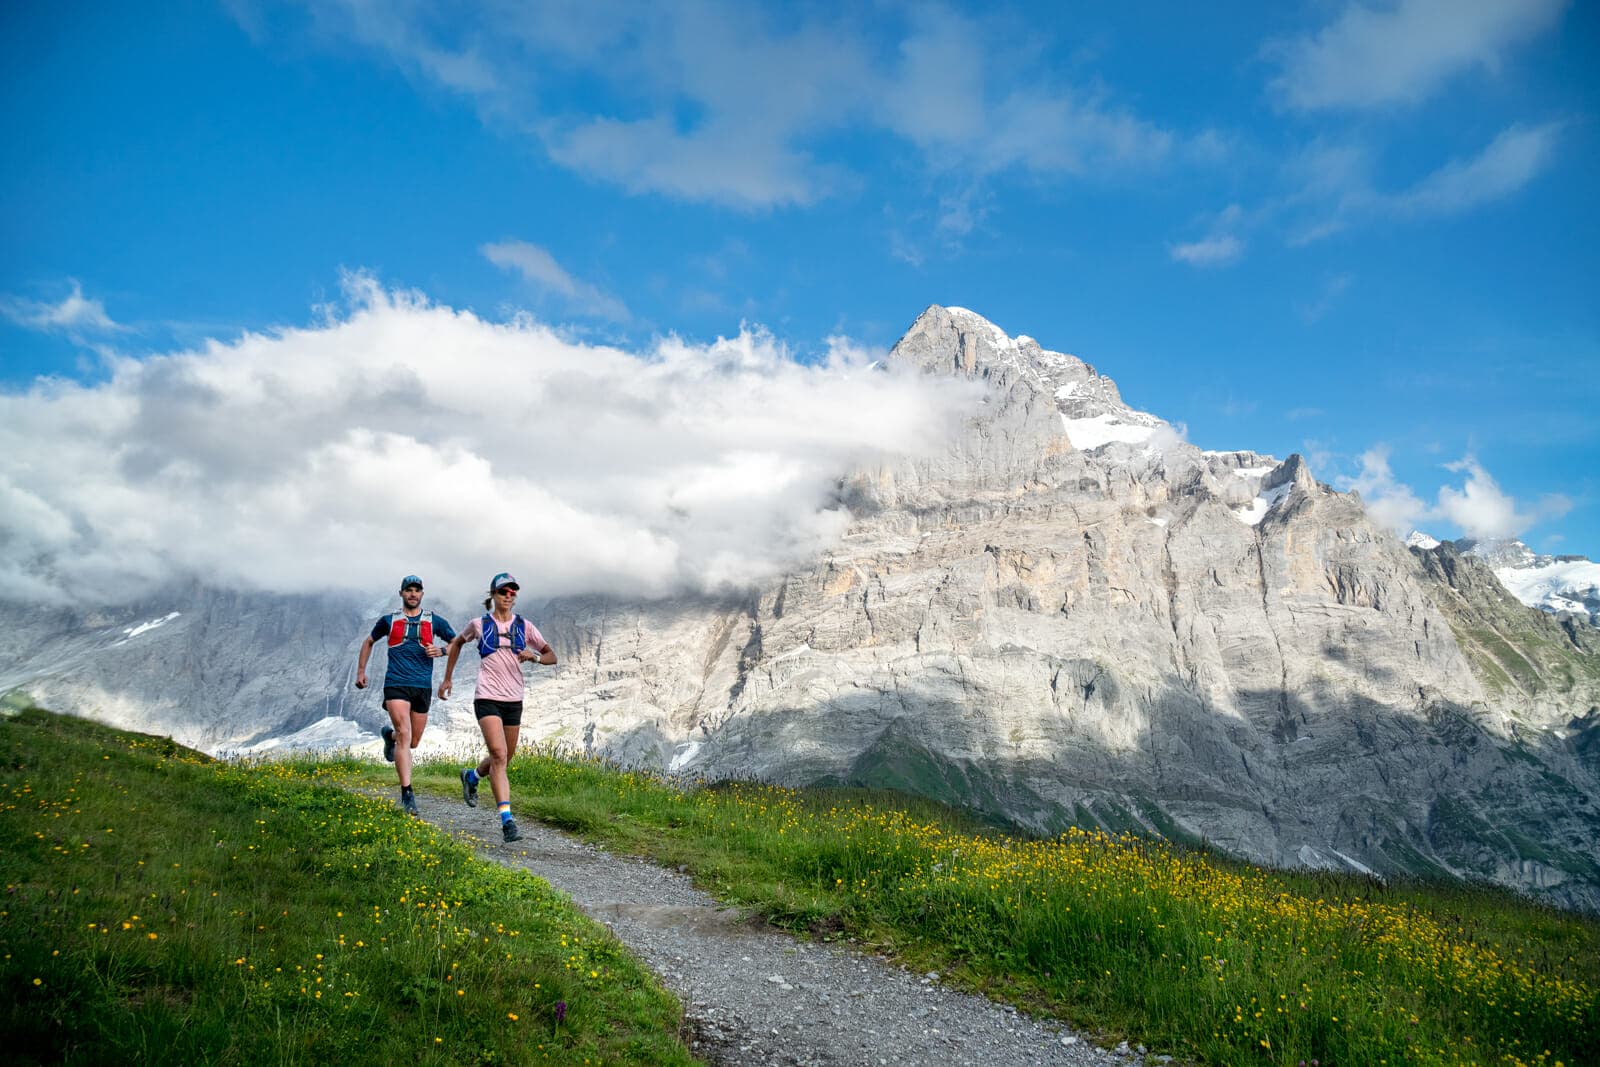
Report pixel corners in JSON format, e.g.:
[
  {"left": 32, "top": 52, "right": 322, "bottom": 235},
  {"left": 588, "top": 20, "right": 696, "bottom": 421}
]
[
  {"left": 5, "top": 705, "right": 1597, "bottom": 1066},
  {"left": 0, "top": 708, "right": 696, "bottom": 1066},
  {"left": 396, "top": 750, "right": 1596, "bottom": 1067}
]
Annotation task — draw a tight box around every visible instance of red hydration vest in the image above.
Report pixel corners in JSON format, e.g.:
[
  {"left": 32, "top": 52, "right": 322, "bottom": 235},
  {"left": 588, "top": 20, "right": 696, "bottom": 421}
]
[{"left": 387, "top": 610, "right": 434, "bottom": 648}]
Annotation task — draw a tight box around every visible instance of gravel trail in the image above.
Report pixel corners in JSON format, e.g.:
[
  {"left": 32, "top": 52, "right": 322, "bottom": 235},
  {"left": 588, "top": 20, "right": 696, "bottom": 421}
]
[{"left": 410, "top": 790, "right": 1161, "bottom": 1067}]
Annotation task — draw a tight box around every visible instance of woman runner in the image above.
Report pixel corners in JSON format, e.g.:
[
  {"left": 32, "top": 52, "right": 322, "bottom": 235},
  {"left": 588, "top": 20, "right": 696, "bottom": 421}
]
[{"left": 438, "top": 572, "right": 556, "bottom": 842}]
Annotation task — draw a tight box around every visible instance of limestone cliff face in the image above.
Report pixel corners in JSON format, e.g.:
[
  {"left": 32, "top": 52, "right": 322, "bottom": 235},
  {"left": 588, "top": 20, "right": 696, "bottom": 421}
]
[
  {"left": 533, "top": 307, "right": 1600, "bottom": 909},
  {"left": 0, "top": 585, "right": 492, "bottom": 756},
  {"left": 1, "top": 585, "right": 370, "bottom": 752},
  {"left": 5, "top": 305, "right": 1598, "bottom": 909}
]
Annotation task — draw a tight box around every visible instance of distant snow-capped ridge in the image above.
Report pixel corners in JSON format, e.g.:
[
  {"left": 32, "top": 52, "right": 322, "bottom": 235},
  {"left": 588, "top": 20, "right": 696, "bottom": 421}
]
[
  {"left": 1412, "top": 532, "right": 1600, "bottom": 625},
  {"left": 1468, "top": 537, "right": 1599, "bottom": 624}
]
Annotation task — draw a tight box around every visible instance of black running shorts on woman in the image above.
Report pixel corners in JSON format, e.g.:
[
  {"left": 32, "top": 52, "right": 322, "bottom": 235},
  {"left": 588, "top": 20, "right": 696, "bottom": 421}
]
[
  {"left": 473, "top": 699, "right": 523, "bottom": 726},
  {"left": 383, "top": 685, "right": 432, "bottom": 713}
]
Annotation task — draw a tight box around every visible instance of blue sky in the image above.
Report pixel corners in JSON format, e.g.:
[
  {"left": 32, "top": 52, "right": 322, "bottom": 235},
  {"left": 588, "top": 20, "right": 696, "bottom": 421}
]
[{"left": 3, "top": 0, "right": 1598, "bottom": 587}]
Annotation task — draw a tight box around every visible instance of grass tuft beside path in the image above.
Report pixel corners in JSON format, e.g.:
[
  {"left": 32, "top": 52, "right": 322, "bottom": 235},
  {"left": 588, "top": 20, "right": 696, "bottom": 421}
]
[
  {"left": 403, "top": 750, "right": 1596, "bottom": 1067},
  {"left": 0, "top": 709, "right": 697, "bottom": 1066}
]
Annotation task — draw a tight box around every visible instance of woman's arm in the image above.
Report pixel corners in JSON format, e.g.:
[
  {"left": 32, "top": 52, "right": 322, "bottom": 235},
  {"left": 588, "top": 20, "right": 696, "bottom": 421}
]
[
  {"left": 518, "top": 641, "right": 557, "bottom": 666},
  {"left": 438, "top": 635, "right": 467, "bottom": 699}
]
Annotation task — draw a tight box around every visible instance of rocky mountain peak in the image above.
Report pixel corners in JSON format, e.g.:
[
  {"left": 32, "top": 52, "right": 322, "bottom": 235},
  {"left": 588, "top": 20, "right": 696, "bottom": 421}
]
[
  {"left": 1262, "top": 452, "right": 1314, "bottom": 493},
  {"left": 893, "top": 305, "right": 1124, "bottom": 409},
  {"left": 1459, "top": 537, "right": 1539, "bottom": 569}
]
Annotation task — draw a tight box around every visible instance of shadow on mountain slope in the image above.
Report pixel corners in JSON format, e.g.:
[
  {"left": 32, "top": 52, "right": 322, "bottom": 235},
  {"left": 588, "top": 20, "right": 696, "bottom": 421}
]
[{"left": 693, "top": 674, "right": 1600, "bottom": 913}]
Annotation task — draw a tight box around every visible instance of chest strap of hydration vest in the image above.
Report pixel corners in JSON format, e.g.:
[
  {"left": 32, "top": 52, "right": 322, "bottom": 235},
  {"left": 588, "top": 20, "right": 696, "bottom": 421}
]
[
  {"left": 477, "top": 613, "right": 527, "bottom": 658},
  {"left": 387, "top": 610, "right": 434, "bottom": 648}
]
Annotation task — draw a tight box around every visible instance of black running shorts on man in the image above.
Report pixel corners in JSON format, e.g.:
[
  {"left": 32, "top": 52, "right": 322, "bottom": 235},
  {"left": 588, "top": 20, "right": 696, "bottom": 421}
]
[
  {"left": 383, "top": 686, "right": 433, "bottom": 713},
  {"left": 474, "top": 699, "right": 523, "bottom": 727}
]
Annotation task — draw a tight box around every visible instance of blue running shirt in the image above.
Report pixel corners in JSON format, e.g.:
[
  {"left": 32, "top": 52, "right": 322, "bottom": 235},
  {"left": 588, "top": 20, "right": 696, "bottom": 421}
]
[{"left": 370, "top": 612, "right": 458, "bottom": 688}]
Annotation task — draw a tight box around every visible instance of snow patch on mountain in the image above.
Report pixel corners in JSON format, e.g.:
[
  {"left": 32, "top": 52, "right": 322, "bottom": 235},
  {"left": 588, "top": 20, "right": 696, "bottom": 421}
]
[
  {"left": 112, "top": 612, "right": 181, "bottom": 645},
  {"left": 1450, "top": 537, "right": 1600, "bottom": 625},
  {"left": 944, "top": 306, "right": 1014, "bottom": 349},
  {"left": 226, "top": 715, "right": 379, "bottom": 758},
  {"left": 1296, "top": 844, "right": 1378, "bottom": 877},
  {"left": 1234, "top": 482, "right": 1292, "bottom": 526},
  {"left": 1495, "top": 558, "right": 1600, "bottom": 623},
  {"left": 668, "top": 740, "right": 703, "bottom": 772},
  {"left": 1060, "top": 412, "right": 1158, "bottom": 451}
]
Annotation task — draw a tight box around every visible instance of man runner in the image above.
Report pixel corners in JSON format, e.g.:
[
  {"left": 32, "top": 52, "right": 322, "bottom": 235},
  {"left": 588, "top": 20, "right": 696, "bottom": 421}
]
[{"left": 355, "top": 575, "right": 458, "bottom": 815}]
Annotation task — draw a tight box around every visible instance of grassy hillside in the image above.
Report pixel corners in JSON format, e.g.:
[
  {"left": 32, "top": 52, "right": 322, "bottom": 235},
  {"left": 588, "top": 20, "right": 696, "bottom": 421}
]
[
  {"left": 413, "top": 752, "right": 1596, "bottom": 1067},
  {"left": 8, "top": 702, "right": 1596, "bottom": 1066},
  {"left": 0, "top": 708, "right": 697, "bottom": 1066},
  {"left": 1413, "top": 543, "right": 1600, "bottom": 702}
]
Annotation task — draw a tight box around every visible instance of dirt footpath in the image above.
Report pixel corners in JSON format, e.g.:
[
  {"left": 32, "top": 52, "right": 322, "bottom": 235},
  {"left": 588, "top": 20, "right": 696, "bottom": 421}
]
[{"left": 413, "top": 791, "right": 1162, "bottom": 1067}]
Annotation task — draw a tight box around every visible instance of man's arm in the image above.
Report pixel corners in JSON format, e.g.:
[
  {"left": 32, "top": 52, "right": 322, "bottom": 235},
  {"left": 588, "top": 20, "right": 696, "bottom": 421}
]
[
  {"left": 355, "top": 635, "right": 376, "bottom": 689},
  {"left": 427, "top": 619, "right": 456, "bottom": 659},
  {"left": 438, "top": 635, "right": 467, "bottom": 700}
]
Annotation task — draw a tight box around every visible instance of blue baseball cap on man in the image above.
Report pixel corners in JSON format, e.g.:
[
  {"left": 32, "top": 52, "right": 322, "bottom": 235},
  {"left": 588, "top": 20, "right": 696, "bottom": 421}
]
[
  {"left": 490, "top": 572, "right": 519, "bottom": 592},
  {"left": 399, "top": 575, "right": 424, "bottom": 591}
]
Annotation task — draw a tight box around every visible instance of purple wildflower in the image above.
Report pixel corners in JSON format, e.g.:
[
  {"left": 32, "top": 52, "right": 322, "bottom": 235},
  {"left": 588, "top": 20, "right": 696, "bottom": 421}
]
[{"left": 554, "top": 1000, "right": 567, "bottom": 1023}]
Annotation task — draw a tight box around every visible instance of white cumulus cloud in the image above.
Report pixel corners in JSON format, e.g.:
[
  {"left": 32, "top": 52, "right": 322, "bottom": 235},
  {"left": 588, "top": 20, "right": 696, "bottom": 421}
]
[
  {"left": 1170, "top": 204, "right": 1247, "bottom": 267},
  {"left": 252, "top": 1, "right": 1174, "bottom": 208},
  {"left": 1170, "top": 234, "right": 1243, "bottom": 267},
  {"left": 481, "top": 240, "right": 630, "bottom": 321},
  {"left": 2, "top": 279, "right": 125, "bottom": 337},
  {"left": 1435, "top": 455, "right": 1570, "bottom": 541},
  {"left": 1280, "top": 122, "right": 1563, "bottom": 244},
  {"left": 0, "top": 275, "right": 979, "bottom": 606},
  {"left": 1339, "top": 446, "right": 1570, "bottom": 542},
  {"left": 1266, "top": 0, "right": 1568, "bottom": 111},
  {"left": 1392, "top": 121, "right": 1564, "bottom": 216},
  {"left": 1339, "top": 446, "right": 1431, "bottom": 534}
]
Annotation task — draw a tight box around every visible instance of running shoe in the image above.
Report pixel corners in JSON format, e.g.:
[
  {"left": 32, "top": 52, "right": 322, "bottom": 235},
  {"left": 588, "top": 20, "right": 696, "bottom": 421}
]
[
  {"left": 381, "top": 726, "right": 396, "bottom": 763},
  {"left": 460, "top": 768, "right": 479, "bottom": 807},
  {"left": 502, "top": 819, "right": 522, "bottom": 843},
  {"left": 401, "top": 792, "right": 419, "bottom": 816}
]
